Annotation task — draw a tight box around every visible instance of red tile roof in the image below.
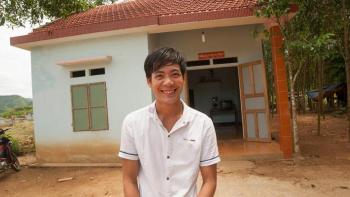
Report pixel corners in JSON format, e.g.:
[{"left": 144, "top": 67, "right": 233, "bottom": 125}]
[{"left": 11, "top": 0, "right": 258, "bottom": 45}]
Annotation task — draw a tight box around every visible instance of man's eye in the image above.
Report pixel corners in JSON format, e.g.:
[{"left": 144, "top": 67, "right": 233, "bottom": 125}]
[
  {"left": 172, "top": 73, "right": 181, "bottom": 77},
  {"left": 155, "top": 75, "right": 163, "bottom": 79}
]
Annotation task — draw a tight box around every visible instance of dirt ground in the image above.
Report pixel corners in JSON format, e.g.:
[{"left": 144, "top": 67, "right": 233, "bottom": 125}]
[{"left": 1, "top": 114, "right": 350, "bottom": 197}]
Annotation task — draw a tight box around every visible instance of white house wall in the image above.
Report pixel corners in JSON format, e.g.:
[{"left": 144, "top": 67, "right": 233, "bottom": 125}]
[
  {"left": 150, "top": 24, "right": 263, "bottom": 120},
  {"left": 31, "top": 33, "right": 151, "bottom": 163},
  {"left": 150, "top": 24, "right": 264, "bottom": 63}
]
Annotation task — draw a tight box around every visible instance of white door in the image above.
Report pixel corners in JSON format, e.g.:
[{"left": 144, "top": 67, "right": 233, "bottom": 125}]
[{"left": 238, "top": 60, "right": 271, "bottom": 141}]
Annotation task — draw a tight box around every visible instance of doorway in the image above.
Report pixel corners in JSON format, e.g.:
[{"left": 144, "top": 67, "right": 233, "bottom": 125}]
[{"left": 187, "top": 67, "right": 243, "bottom": 140}]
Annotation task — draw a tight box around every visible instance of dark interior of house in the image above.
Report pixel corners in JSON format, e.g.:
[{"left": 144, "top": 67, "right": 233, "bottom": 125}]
[{"left": 187, "top": 67, "right": 243, "bottom": 140}]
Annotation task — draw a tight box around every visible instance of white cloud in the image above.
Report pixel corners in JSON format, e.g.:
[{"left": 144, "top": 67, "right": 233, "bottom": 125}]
[{"left": 0, "top": 26, "right": 32, "bottom": 98}]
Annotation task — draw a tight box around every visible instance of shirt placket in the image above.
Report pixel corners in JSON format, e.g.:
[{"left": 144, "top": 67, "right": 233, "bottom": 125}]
[
  {"left": 168, "top": 120, "right": 189, "bottom": 196},
  {"left": 165, "top": 130, "right": 172, "bottom": 196},
  {"left": 155, "top": 117, "right": 172, "bottom": 196},
  {"left": 155, "top": 111, "right": 189, "bottom": 196}
]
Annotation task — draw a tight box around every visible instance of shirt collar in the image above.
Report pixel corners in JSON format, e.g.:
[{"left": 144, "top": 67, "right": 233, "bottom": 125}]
[{"left": 148, "top": 99, "right": 191, "bottom": 124}]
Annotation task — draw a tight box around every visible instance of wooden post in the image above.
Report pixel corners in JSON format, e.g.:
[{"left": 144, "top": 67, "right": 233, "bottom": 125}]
[{"left": 270, "top": 26, "right": 293, "bottom": 158}]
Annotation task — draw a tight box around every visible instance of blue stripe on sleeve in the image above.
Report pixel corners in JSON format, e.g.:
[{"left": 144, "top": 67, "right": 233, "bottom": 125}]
[
  {"left": 200, "top": 155, "right": 219, "bottom": 163},
  {"left": 120, "top": 151, "right": 138, "bottom": 156}
]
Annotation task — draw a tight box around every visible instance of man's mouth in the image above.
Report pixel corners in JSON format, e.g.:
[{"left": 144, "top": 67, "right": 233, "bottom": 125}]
[{"left": 161, "top": 89, "right": 176, "bottom": 95}]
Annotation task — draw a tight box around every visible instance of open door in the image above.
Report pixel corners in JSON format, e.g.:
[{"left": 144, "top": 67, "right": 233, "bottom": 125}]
[{"left": 238, "top": 60, "right": 271, "bottom": 141}]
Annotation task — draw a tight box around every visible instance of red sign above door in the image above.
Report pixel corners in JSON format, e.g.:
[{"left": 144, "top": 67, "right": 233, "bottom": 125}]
[{"left": 198, "top": 51, "right": 225, "bottom": 60}]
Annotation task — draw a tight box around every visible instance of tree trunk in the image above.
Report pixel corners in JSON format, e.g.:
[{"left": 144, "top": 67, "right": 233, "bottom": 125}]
[
  {"left": 342, "top": 0, "right": 350, "bottom": 142},
  {"left": 321, "top": 61, "right": 325, "bottom": 120},
  {"left": 271, "top": 87, "right": 275, "bottom": 118},
  {"left": 317, "top": 59, "right": 324, "bottom": 136},
  {"left": 302, "top": 66, "right": 306, "bottom": 113},
  {"left": 346, "top": 57, "right": 350, "bottom": 142},
  {"left": 288, "top": 63, "right": 300, "bottom": 153}
]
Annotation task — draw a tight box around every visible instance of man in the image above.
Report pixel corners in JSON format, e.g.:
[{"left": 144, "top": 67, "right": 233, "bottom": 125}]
[{"left": 119, "top": 47, "right": 220, "bottom": 197}]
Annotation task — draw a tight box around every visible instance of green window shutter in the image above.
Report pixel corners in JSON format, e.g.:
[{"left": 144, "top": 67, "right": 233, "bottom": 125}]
[
  {"left": 73, "top": 109, "right": 89, "bottom": 131},
  {"left": 90, "top": 83, "right": 106, "bottom": 107},
  {"left": 72, "top": 86, "right": 88, "bottom": 108},
  {"left": 91, "top": 108, "right": 108, "bottom": 130},
  {"left": 71, "top": 85, "right": 89, "bottom": 131},
  {"left": 89, "top": 83, "right": 108, "bottom": 130}
]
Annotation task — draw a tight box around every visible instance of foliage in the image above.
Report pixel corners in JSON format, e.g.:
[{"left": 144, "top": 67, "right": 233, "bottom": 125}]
[
  {"left": 256, "top": 0, "right": 292, "bottom": 22},
  {"left": 256, "top": 0, "right": 342, "bottom": 95},
  {"left": 0, "top": 133, "right": 21, "bottom": 155},
  {"left": 0, "top": 0, "right": 116, "bottom": 27},
  {"left": 327, "top": 0, "right": 350, "bottom": 62},
  {"left": 324, "top": 55, "right": 346, "bottom": 84},
  {"left": 256, "top": 0, "right": 350, "bottom": 142},
  {"left": 255, "top": 0, "right": 341, "bottom": 152},
  {"left": 1, "top": 106, "right": 33, "bottom": 119},
  {"left": 94, "top": 0, "right": 117, "bottom": 5},
  {"left": 262, "top": 40, "right": 276, "bottom": 112},
  {"left": 0, "top": 95, "right": 32, "bottom": 114}
]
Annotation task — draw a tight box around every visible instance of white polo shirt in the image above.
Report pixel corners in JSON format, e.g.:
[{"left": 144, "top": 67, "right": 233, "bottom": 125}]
[{"left": 119, "top": 101, "right": 220, "bottom": 197}]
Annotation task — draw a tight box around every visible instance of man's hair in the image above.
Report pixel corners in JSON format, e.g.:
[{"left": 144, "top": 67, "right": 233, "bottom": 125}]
[{"left": 144, "top": 47, "right": 186, "bottom": 79}]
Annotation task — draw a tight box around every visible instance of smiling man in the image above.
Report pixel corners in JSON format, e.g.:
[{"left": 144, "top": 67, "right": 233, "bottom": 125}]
[{"left": 119, "top": 47, "right": 220, "bottom": 197}]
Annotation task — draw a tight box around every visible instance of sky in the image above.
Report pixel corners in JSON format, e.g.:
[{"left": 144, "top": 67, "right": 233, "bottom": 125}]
[
  {"left": 0, "top": 26, "right": 32, "bottom": 98},
  {"left": 0, "top": 2, "right": 122, "bottom": 100}
]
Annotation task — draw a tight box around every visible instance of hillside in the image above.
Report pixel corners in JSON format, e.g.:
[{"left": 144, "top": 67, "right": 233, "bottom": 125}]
[{"left": 0, "top": 95, "right": 32, "bottom": 114}]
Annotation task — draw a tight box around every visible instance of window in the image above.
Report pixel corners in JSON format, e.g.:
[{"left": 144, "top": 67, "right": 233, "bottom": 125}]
[
  {"left": 71, "top": 70, "right": 86, "bottom": 78},
  {"left": 89, "top": 68, "right": 105, "bottom": 76},
  {"left": 71, "top": 82, "right": 109, "bottom": 131},
  {"left": 186, "top": 60, "right": 210, "bottom": 67},
  {"left": 212, "top": 57, "right": 238, "bottom": 64}
]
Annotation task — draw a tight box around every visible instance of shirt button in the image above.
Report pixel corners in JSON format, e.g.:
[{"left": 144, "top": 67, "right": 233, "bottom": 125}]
[
  {"left": 166, "top": 177, "right": 170, "bottom": 180},
  {"left": 167, "top": 156, "right": 170, "bottom": 159},
  {"left": 168, "top": 135, "right": 170, "bottom": 138}
]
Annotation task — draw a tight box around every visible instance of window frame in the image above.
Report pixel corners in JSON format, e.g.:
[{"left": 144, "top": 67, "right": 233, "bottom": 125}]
[
  {"left": 70, "top": 82, "right": 109, "bottom": 132},
  {"left": 70, "top": 70, "right": 86, "bottom": 78},
  {"left": 89, "top": 67, "right": 105, "bottom": 76}
]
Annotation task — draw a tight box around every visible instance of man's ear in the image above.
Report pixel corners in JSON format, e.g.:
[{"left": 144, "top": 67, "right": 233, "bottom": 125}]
[{"left": 147, "top": 77, "right": 152, "bottom": 87}]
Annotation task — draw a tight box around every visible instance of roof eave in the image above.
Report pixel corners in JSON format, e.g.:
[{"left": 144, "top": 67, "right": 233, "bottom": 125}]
[
  {"left": 10, "top": 16, "right": 159, "bottom": 50},
  {"left": 11, "top": 24, "right": 159, "bottom": 50},
  {"left": 11, "top": 13, "right": 269, "bottom": 50}
]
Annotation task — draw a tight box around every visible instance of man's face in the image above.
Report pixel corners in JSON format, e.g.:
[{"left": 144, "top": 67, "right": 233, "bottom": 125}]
[{"left": 147, "top": 63, "right": 184, "bottom": 105}]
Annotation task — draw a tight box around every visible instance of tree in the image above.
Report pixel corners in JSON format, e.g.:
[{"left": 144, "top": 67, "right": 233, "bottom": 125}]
[
  {"left": 318, "top": 0, "right": 350, "bottom": 141},
  {"left": 256, "top": 0, "right": 304, "bottom": 154},
  {"left": 256, "top": 0, "right": 337, "bottom": 154},
  {"left": 1, "top": 106, "right": 33, "bottom": 119},
  {"left": 332, "top": 0, "right": 350, "bottom": 142},
  {"left": 0, "top": 0, "right": 116, "bottom": 27}
]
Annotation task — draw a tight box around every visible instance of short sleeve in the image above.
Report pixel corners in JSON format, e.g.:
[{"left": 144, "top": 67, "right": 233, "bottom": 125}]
[
  {"left": 118, "top": 116, "right": 139, "bottom": 160},
  {"left": 200, "top": 119, "right": 220, "bottom": 166}
]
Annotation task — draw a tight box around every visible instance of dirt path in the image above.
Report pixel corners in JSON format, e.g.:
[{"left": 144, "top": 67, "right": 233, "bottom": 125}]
[
  {"left": 1, "top": 114, "right": 350, "bottom": 196},
  {"left": 1, "top": 160, "right": 350, "bottom": 197}
]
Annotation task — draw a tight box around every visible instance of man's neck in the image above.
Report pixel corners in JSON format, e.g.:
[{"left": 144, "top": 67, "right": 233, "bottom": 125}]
[
  {"left": 155, "top": 100, "right": 183, "bottom": 119},
  {"left": 155, "top": 100, "right": 184, "bottom": 132}
]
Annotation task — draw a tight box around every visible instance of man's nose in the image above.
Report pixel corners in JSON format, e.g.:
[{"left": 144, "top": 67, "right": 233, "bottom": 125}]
[{"left": 163, "top": 76, "right": 174, "bottom": 85}]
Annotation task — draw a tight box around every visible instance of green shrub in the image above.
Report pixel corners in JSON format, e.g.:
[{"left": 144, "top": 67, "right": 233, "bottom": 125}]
[
  {"left": 1, "top": 106, "right": 32, "bottom": 119},
  {"left": 1, "top": 134, "right": 21, "bottom": 155}
]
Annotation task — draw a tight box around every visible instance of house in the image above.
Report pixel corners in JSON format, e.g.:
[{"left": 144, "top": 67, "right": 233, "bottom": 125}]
[
  {"left": 25, "top": 112, "right": 34, "bottom": 121},
  {"left": 0, "top": 117, "right": 12, "bottom": 128},
  {"left": 10, "top": 0, "right": 294, "bottom": 164}
]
